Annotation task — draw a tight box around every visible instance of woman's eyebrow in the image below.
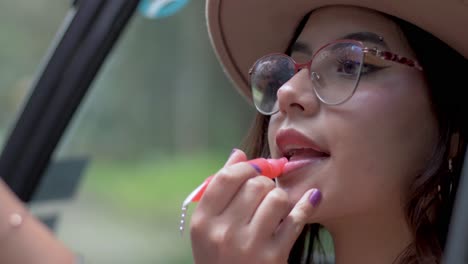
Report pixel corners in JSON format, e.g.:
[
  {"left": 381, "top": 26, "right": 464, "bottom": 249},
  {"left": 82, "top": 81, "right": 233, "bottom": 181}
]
[{"left": 339, "top": 31, "right": 389, "bottom": 49}]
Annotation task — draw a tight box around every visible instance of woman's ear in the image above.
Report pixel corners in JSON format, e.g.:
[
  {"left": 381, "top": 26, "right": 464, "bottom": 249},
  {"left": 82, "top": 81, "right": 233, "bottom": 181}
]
[{"left": 449, "top": 132, "right": 460, "bottom": 159}]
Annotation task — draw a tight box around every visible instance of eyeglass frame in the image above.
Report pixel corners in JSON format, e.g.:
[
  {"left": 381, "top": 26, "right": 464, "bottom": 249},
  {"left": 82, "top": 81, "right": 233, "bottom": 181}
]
[{"left": 248, "top": 39, "right": 424, "bottom": 115}]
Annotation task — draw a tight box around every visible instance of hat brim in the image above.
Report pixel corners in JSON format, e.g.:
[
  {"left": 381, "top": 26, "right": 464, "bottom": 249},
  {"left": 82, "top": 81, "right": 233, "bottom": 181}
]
[{"left": 206, "top": 0, "right": 468, "bottom": 101}]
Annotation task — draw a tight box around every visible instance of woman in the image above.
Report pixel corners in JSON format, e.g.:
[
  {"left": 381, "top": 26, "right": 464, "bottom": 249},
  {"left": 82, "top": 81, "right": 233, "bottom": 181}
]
[{"left": 190, "top": 1, "right": 468, "bottom": 263}]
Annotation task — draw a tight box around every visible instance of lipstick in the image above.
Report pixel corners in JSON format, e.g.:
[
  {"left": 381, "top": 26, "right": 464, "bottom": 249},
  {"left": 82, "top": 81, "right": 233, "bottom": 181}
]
[{"left": 182, "top": 157, "right": 288, "bottom": 208}]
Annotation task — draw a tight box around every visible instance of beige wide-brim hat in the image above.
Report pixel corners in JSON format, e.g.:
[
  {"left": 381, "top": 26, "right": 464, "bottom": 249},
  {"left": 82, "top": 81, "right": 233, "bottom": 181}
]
[{"left": 206, "top": 0, "right": 468, "bottom": 101}]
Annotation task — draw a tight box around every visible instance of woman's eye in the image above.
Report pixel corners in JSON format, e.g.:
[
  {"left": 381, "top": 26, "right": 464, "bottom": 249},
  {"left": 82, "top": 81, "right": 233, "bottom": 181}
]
[
  {"left": 337, "top": 59, "right": 361, "bottom": 75},
  {"left": 337, "top": 59, "right": 384, "bottom": 76}
]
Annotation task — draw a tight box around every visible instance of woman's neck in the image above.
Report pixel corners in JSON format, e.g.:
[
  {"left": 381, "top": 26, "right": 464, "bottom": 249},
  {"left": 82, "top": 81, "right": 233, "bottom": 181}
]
[{"left": 325, "top": 206, "right": 412, "bottom": 264}]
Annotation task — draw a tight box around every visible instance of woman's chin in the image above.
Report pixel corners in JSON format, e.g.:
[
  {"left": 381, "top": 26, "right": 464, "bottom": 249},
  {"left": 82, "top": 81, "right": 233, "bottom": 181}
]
[
  {"left": 277, "top": 173, "right": 323, "bottom": 201},
  {"left": 277, "top": 182, "right": 318, "bottom": 207}
]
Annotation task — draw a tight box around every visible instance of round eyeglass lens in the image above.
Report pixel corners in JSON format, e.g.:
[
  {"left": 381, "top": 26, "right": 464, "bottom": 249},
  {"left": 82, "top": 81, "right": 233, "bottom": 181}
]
[
  {"left": 310, "top": 42, "right": 364, "bottom": 105},
  {"left": 250, "top": 54, "right": 295, "bottom": 114}
]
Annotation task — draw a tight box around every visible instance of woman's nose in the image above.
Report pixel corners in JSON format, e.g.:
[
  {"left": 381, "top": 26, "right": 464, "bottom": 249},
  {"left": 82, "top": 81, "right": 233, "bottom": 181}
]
[{"left": 276, "top": 68, "right": 320, "bottom": 115}]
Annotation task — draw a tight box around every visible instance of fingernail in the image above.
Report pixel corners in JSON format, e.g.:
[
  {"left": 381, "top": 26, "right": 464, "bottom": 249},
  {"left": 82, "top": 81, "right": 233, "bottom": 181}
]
[
  {"left": 230, "top": 148, "right": 239, "bottom": 157},
  {"left": 250, "top": 163, "right": 262, "bottom": 173},
  {"left": 309, "top": 189, "right": 322, "bottom": 207}
]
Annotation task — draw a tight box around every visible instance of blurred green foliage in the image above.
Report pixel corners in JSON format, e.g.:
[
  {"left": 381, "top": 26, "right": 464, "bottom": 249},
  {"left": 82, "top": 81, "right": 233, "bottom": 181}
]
[
  {"left": 81, "top": 154, "right": 228, "bottom": 263},
  {"left": 85, "top": 153, "right": 227, "bottom": 215},
  {"left": 56, "top": 0, "right": 254, "bottom": 160}
]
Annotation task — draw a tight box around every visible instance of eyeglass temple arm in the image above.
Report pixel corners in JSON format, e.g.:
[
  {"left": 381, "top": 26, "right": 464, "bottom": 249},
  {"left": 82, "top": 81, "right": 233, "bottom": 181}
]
[{"left": 363, "top": 48, "right": 423, "bottom": 71}]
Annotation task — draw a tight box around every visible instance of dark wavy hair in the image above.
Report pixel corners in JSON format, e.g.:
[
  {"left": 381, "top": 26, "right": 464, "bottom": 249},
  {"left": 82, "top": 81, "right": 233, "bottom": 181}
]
[{"left": 241, "top": 10, "right": 468, "bottom": 264}]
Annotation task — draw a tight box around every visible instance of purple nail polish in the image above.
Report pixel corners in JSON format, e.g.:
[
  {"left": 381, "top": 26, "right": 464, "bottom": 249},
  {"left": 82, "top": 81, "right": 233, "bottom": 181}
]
[
  {"left": 250, "top": 163, "right": 262, "bottom": 173},
  {"left": 309, "top": 189, "right": 322, "bottom": 207}
]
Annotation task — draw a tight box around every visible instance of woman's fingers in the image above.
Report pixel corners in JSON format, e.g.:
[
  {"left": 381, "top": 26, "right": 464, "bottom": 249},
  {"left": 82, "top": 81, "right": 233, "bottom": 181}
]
[
  {"left": 248, "top": 187, "right": 290, "bottom": 237},
  {"left": 197, "top": 150, "right": 258, "bottom": 215},
  {"left": 224, "top": 148, "right": 247, "bottom": 167},
  {"left": 221, "top": 176, "right": 275, "bottom": 225},
  {"left": 191, "top": 146, "right": 323, "bottom": 264},
  {"left": 273, "top": 189, "right": 322, "bottom": 254}
]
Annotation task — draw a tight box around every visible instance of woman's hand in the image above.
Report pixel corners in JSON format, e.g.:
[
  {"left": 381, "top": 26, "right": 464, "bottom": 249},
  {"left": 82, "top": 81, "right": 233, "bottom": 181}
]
[{"left": 190, "top": 149, "right": 318, "bottom": 264}]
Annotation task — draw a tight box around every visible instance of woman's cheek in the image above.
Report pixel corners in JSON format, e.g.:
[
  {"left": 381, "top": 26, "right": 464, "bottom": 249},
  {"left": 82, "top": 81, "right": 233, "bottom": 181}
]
[{"left": 320, "top": 90, "right": 410, "bottom": 213}]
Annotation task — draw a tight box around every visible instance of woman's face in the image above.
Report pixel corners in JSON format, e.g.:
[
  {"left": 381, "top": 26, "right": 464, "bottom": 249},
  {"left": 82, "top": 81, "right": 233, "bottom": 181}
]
[{"left": 268, "top": 6, "right": 439, "bottom": 223}]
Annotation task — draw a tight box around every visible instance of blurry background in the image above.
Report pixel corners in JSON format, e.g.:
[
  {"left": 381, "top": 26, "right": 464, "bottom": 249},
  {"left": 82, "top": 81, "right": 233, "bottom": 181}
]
[{"left": 0, "top": 0, "right": 254, "bottom": 263}]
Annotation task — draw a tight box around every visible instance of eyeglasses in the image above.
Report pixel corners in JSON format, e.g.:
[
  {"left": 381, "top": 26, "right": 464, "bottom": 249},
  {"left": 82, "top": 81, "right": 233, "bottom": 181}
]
[{"left": 248, "top": 39, "right": 423, "bottom": 115}]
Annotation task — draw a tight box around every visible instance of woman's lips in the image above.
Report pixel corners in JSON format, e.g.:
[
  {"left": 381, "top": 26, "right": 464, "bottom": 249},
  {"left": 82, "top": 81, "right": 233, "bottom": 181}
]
[
  {"left": 275, "top": 128, "right": 330, "bottom": 178},
  {"left": 283, "top": 155, "right": 328, "bottom": 175},
  {"left": 276, "top": 129, "right": 330, "bottom": 157}
]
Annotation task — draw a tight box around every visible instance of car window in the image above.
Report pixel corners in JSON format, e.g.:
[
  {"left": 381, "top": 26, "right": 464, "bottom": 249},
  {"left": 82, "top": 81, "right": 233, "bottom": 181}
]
[{"left": 47, "top": 1, "right": 253, "bottom": 263}]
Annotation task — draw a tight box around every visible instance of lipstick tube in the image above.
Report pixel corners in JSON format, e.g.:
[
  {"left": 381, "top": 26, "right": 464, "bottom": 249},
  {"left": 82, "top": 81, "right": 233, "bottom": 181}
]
[{"left": 182, "top": 157, "right": 288, "bottom": 208}]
